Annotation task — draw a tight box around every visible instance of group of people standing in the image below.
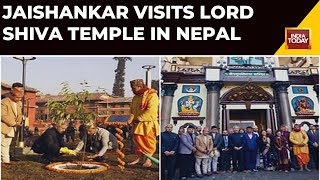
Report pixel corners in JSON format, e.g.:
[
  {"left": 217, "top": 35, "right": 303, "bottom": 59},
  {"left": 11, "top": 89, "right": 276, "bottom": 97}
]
[{"left": 161, "top": 123, "right": 319, "bottom": 180}]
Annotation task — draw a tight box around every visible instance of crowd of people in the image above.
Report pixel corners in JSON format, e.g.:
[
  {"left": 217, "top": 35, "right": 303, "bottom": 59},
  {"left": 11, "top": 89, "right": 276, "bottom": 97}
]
[{"left": 161, "top": 123, "right": 319, "bottom": 180}]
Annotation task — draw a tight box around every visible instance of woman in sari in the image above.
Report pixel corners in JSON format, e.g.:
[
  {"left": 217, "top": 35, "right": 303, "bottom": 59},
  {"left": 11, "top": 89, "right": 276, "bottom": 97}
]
[{"left": 274, "top": 130, "right": 290, "bottom": 172}]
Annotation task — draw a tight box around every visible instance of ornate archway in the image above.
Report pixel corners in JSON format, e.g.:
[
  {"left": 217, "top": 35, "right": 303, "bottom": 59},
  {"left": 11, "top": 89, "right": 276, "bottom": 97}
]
[
  {"left": 221, "top": 82, "right": 273, "bottom": 103},
  {"left": 220, "top": 82, "right": 275, "bottom": 132}
]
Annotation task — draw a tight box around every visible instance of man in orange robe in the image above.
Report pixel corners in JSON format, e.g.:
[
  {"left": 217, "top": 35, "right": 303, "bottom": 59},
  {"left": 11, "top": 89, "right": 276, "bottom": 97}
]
[
  {"left": 289, "top": 124, "right": 311, "bottom": 171},
  {"left": 128, "top": 79, "right": 159, "bottom": 167}
]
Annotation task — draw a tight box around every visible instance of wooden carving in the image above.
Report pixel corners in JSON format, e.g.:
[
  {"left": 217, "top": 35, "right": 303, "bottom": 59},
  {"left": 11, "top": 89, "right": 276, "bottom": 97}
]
[{"left": 222, "top": 82, "right": 273, "bottom": 102}]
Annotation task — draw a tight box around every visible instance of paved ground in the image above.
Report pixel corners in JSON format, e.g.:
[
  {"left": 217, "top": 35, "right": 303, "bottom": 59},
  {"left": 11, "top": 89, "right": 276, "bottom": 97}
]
[{"left": 188, "top": 170, "right": 319, "bottom": 180}]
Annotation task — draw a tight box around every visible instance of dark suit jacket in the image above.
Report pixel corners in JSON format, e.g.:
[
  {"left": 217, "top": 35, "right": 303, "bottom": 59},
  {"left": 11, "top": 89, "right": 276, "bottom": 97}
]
[
  {"left": 161, "top": 131, "right": 179, "bottom": 153},
  {"left": 32, "top": 127, "right": 65, "bottom": 158},
  {"left": 229, "top": 133, "right": 245, "bottom": 149},
  {"left": 210, "top": 132, "right": 223, "bottom": 149},
  {"left": 219, "top": 135, "right": 231, "bottom": 151},
  {"left": 307, "top": 130, "right": 319, "bottom": 145}
]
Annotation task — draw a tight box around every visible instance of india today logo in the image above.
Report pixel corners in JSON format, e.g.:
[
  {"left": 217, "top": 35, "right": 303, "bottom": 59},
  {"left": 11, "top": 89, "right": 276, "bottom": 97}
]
[{"left": 285, "top": 28, "right": 311, "bottom": 49}]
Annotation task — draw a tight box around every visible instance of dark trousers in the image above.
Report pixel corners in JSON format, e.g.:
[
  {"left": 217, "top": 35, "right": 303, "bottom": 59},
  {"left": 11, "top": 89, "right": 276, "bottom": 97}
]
[
  {"left": 232, "top": 149, "right": 244, "bottom": 171},
  {"left": 308, "top": 146, "right": 319, "bottom": 169},
  {"left": 220, "top": 150, "right": 231, "bottom": 171},
  {"left": 244, "top": 150, "right": 257, "bottom": 170},
  {"left": 178, "top": 154, "right": 195, "bottom": 178},
  {"left": 162, "top": 154, "right": 177, "bottom": 180}
]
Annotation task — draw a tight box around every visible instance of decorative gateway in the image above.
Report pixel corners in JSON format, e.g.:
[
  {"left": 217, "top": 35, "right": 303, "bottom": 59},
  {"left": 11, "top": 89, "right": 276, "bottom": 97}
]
[
  {"left": 291, "top": 96, "right": 315, "bottom": 116},
  {"left": 178, "top": 95, "right": 203, "bottom": 116}
]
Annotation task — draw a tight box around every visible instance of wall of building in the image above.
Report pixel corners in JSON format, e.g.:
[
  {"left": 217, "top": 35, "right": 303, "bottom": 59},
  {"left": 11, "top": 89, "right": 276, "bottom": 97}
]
[
  {"left": 186, "top": 57, "right": 212, "bottom": 66},
  {"left": 98, "top": 103, "right": 131, "bottom": 115},
  {"left": 23, "top": 92, "right": 36, "bottom": 128}
]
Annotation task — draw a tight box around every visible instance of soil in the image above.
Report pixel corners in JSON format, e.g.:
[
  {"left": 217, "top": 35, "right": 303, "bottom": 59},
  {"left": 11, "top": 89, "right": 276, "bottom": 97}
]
[
  {"left": 1, "top": 153, "right": 159, "bottom": 180},
  {"left": 2, "top": 136, "right": 159, "bottom": 180}
]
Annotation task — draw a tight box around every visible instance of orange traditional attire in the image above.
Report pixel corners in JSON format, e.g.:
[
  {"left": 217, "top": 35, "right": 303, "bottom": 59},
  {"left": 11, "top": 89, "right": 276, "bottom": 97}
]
[
  {"left": 130, "top": 88, "right": 159, "bottom": 155},
  {"left": 289, "top": 130, "right": 310, "bottom": 167}
]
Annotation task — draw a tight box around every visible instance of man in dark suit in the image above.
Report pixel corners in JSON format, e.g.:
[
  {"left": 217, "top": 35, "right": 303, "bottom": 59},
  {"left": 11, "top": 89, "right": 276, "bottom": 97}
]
[
  {"left": 307, "top": 124, "right": 319, "bottom": 169},
  {"left": 161, "top": 124, "right": 180, "bottom": 180},
  {"left": 229, "top": 125, "right": 245, "bottom": 172},
  {"left": 219, "top": 130, "right": 232, "bottom": 172},
  {"left": 208, "top": 125, "right": 223, "bottom": 174},
  {"left": 178, "top": 125, "right": 196, "bottom": 179},
  {"left": 32, "top": 122, "right": 76, "bottom": 163}
]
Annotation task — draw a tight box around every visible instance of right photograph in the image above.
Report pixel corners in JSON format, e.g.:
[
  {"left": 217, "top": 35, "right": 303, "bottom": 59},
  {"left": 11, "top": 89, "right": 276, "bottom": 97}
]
[{"left": 160, "top": 57, "right": 319, "bottom": 180}]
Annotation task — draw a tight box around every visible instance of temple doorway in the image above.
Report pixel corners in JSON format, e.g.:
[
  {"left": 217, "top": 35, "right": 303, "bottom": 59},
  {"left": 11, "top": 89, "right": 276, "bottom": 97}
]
[{"left": 229, "top": 109, "right": 267, "bottom": 131}]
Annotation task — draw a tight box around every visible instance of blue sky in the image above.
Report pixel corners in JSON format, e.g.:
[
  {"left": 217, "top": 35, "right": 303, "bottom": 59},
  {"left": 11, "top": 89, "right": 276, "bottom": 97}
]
[{"left": 1, "top": 56, "right": 159, "bottom": 97}]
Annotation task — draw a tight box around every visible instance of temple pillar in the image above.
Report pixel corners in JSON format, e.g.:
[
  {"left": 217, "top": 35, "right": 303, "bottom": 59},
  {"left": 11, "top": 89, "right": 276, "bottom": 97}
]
[
  {"left": 161, "top": 84, "right": 177, "bottom": 131},
  {"left": 205, "top": 82, "right": 223, "bottom": 128},
  {"left": 272, "top": 81, "right": 292, "bottom": 130}
]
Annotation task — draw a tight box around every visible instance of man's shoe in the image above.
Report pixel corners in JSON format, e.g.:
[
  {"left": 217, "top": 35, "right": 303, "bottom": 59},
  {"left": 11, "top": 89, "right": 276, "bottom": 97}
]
[
  {"left": 252, "top": 169, "right": 259, "bottom": 172},
  {"left": 213, "top": 171, "right": 220, "bottom": 174},
  {"left": 196, "top": 174, "right": 203, "bottom": 178},
  {"left": 180, "top": 177, "right": 187, "bottom": 180},
  {"left": 189, "top": 174, "right": 196, "bottom": 178}
]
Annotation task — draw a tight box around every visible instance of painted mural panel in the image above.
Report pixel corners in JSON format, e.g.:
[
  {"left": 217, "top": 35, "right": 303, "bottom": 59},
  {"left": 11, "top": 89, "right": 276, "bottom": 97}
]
[
  {"left": 292, "top": 86, "right": 308, "bottom": 94},
  {"left": 177, "top": 95, "right": 203, "bottom": 116},
  {"left": 228, "top": 57, "right": 264, "bottom": 66},
  {"left": 182, "top": 85, "right": 200, "bottom": 93},
  {"left": 291, "top": 96, "right": 315, "bottom": 116}
]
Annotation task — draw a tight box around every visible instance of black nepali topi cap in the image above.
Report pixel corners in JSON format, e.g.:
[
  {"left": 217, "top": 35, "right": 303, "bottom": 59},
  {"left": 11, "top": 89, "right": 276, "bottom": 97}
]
[
  {"left": 246, "top": 126, "right": 253, "bottom": 129},
  {"left": 187, "top": 125, "right": 195, "bottom": 129}
]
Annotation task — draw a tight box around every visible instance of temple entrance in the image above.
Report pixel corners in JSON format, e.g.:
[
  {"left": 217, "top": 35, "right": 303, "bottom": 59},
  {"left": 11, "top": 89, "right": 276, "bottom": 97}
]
[{"left": 229, "top": 109, "right": 267, "bottom": 131}]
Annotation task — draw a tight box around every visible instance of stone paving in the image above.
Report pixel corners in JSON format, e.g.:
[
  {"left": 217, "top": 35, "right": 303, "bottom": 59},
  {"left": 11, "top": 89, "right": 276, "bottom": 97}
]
[{"left": 188, "top": 170, "right": 319, "bottom": 180}]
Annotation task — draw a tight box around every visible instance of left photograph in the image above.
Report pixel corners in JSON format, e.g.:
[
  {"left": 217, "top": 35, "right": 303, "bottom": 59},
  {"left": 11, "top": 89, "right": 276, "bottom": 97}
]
[{"left": 1, "top": 57, "right": 160, "bottom": 180}]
